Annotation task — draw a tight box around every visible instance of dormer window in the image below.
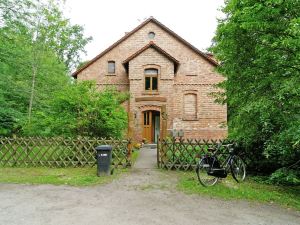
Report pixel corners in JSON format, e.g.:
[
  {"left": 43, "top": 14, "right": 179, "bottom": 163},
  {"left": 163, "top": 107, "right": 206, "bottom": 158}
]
[
  {"left": 145, "top": 68, "right": 158, "bottom": 91},
  {"left": 108, "top": 61, "right": 115, "bottom": 74}
]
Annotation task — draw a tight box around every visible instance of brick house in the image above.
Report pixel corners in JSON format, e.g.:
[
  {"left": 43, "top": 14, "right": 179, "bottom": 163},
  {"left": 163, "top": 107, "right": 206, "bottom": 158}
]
[{"left": 72, "top": 17, "right": 227, "bottom": 143}]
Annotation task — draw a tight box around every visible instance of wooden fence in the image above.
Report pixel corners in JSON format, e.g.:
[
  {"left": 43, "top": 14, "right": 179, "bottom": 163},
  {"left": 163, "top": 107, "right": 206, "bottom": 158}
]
[
  {"left": 157, "top": 137, "right": 233, "bottom": 170},
  {"left": 0, "top": 136, "right": 131, "bottom": 168}
]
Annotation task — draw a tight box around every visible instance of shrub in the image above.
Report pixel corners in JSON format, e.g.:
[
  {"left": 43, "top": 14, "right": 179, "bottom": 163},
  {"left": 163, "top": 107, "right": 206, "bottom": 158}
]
[
  {"left": 24, "top": 81, "right": 129, "bottom": 138},
  {"left": 268, "top": 168, "right": 300, "bottom": 186}
]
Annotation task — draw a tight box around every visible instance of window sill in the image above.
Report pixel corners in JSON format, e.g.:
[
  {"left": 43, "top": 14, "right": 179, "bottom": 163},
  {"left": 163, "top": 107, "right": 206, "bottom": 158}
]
[
  {"left": 142, "top": 91, "right": 160, "bottom": 95},
  {"left": 106, "top": 73, "right": 116, "bottom": 76}
]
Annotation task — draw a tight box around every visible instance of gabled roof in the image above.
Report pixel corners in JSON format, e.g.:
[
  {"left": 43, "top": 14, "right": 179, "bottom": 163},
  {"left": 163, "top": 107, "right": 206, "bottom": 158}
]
[
  {"left": 72, "top": 17, "right": 218, "bottom": 78},
  {"left": 122, "top": 41, "right": 180, "bottom": 74}
]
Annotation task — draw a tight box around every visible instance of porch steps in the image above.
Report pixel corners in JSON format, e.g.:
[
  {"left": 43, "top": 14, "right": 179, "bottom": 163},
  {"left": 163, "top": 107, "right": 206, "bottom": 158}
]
[{"left": 143, "top": 144, "right": 157, "bottom": 149}]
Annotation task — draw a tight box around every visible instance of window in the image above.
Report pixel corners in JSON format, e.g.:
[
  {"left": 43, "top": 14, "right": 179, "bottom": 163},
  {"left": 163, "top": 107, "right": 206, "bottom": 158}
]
[
  {"left": 144, "top": 111, "right": 150, "bottom": 125},
  {"left": 148, "top": 32, "right": 155, "bottom": 39},
  {"left": 184, "top": 93, "right": 197, "bottom": 120},
  {"left": 108, "top": 61, "right": 115, "bottom": 74},
  {"left": 144, "top": 68, "right": 158, "bottom": 91}
]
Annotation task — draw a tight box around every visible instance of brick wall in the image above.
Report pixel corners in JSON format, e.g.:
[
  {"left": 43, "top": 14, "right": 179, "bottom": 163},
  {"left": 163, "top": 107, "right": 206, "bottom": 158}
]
[{"left": 76, "top": 20, "right": 227, "bottom": 141}]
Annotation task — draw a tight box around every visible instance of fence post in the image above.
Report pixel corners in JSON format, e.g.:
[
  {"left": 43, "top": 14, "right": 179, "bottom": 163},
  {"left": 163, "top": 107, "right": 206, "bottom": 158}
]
[
  {"left": 161, "top": 105, "right": 167, "bottom": 140},
  {"left": 160, "top": 105, "right": 168, "bottom": 167},
  {"left": 127, "top": 111, "right": 134, "bottom": 166},
  {"left": 12, "top": 136, "right": 17, "bottom": 167},
  {"left": 127, "top": 139, "right": 132, "bottom": 167}
]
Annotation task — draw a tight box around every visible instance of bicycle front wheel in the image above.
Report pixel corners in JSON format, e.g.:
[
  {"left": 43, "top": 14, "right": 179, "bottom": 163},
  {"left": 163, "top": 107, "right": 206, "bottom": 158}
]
[
  {"left": 230, "top": 155, "right": 246, "bottom": 182},
  {"left": 196, "top": 158, "right": 219, "bottom": 187}
]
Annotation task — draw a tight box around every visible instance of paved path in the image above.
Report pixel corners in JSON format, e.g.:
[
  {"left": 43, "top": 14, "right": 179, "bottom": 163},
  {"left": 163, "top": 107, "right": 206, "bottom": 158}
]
[
  {"left": 134, "top": 145, "right": 157, "bottom": 169},
  {"left": 0, "top": 147, "right": 299, "bottom": 225}
]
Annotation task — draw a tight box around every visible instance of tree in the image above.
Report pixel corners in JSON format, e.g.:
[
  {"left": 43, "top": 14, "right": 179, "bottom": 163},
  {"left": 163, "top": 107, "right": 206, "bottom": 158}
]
[
  {"left": 35, "top": 2, "right": 92, "bottom": 71},
  {"left": 0, "top": 1, "right": 128, "bottom": 140},
  {"left": 0, "top": 0, "right": 91, "bottom": 135},
  {"left": 211, "top": 0, "right": 300, "bottom": 177},
  {"left": 77, "top": 60, "right": 90, "bottom": 70}
]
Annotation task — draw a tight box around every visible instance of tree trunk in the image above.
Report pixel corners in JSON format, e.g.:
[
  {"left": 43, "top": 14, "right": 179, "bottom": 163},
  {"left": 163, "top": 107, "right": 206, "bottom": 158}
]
[{"left": 28, "top": 63, "right": 37, "bottom": 122}]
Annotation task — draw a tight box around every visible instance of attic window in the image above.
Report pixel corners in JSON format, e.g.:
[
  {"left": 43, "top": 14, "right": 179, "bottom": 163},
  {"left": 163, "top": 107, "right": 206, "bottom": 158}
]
[
  {"left": 108, "top": 61, "right": 115, "bottom": 74},
  {"left": 148, "top": 32, "right": 155, "bottom": 39}
]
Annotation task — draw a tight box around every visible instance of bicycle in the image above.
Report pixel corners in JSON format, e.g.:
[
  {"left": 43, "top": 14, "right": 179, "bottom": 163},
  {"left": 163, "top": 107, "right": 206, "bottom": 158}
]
[{"left": 196, "top": 143, "right": 246, "bottom": 187}]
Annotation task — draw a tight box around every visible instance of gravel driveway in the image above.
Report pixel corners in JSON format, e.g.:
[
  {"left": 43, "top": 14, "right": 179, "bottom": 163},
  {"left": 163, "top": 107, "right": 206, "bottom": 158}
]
[{"left": 0, "top": 148, "right": 299, "bottom": 225}]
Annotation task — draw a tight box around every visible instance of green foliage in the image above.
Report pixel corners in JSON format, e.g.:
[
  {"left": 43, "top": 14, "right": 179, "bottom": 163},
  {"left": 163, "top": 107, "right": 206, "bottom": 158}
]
[
  {"left": 0, "top": 1, "right": 125, "bottom": 139},
  {"left": 25, "top": 81, "right": 129, "bottom": 138},
  {"left": 253, "top": 168, "right": 300, "bottom": 186},
  {"left": 77, "top": 60, "right": 90, "bottom": 70},
  {"left": 36, "top": 2, "right": 92, "bottom": 71},
  {"left": 211, "top": 0, "right": 300, "bottom": 174},
  {"left": 1, "top": 0, "right": 92, "bottom": 71},
  {"left": 0, "top": 0, "right": 91, "bottom": 136},
  {"left": 268, "top": 168, "right": 300, "bottom": 186}
]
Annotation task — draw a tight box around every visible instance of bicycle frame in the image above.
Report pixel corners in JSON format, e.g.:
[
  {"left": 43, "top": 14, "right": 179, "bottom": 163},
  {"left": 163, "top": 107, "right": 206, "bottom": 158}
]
[{"left": 207, "top": 144, "right": 235, "bottom": 173}]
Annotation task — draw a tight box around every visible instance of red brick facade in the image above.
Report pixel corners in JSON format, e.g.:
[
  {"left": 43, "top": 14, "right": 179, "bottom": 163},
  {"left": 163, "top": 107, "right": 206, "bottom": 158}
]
[{"left": 73, "top": 18, "right": 227, "bottom": 142}]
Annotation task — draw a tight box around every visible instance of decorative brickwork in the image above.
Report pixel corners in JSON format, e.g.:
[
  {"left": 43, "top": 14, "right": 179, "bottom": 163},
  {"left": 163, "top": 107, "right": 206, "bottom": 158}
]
[{"left": 74, "top": 18, "right": 227, "bottom": 142}]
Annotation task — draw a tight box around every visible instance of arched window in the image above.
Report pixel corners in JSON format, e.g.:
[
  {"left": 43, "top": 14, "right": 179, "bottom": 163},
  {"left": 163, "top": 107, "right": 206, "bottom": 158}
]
[
  {"left": 184, "top": 93, "right": 197, "bottom": 120},
  {"left": 108, "top": 61, "right": 115, "bottom": 74},
  {"left": 144, "top": 68, "right": 158, "bottom": 91}
]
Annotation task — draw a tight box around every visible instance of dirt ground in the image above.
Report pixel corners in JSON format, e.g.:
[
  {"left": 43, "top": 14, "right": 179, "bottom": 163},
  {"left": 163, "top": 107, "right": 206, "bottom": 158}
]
[{"left": 0, "top": 148, "right": 299, "bottom": 225}]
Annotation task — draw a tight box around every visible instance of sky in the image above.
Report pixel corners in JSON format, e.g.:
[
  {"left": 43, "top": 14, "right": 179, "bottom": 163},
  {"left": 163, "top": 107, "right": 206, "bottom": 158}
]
[{"left": 64, "top": 0, "right": 225, "bottom": 61}]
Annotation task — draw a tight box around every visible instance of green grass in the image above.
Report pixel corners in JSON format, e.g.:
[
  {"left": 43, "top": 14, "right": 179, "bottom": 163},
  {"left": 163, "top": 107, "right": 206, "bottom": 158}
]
[
  {"left": 0, "top": 167, "right": 127, "bottom": 186},
  {"left": 176, "top": 171, "right": 300, "bottom": 211},
  {"left": 131, "top": 150, "right": 140, "bottom": 164}
]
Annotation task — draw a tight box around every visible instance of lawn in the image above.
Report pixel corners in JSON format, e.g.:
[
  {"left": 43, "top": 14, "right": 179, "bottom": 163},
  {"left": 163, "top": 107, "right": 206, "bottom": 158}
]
[
  {"left": 0, "top": 167, "right": 127, "bottom": 186},
  {"left": 176, "top": 171, "right": 300, "bottom": 211}
]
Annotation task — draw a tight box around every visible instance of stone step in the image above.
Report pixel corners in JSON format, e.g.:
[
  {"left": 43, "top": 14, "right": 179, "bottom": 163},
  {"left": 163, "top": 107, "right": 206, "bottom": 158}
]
[{"left": 143, "top": 144, "right": 157, "bottom": 149}]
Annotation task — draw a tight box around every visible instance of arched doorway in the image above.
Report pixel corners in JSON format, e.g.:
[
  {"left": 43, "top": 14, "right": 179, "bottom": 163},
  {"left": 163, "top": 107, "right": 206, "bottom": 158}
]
[{"left": 142, "top": 110, "right": 160, "bottom": 143}]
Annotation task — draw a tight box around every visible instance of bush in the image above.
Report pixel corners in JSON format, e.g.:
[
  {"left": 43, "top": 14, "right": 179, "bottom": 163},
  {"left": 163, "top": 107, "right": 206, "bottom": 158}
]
[
  {"left": 23, "top": 81, "right": 129, "bottom": 138},
  {"left": 268, "top": 168, "right": 300, "bottom": 186}
]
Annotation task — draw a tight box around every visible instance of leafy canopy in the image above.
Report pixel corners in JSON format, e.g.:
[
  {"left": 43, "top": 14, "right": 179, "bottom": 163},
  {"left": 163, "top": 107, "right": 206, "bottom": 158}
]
[
  {"left": 0, "top": 0, "right": 92, "bottom": 135},
  {"left": 211, "top": 0, "right": 300, "bottom": 174}
]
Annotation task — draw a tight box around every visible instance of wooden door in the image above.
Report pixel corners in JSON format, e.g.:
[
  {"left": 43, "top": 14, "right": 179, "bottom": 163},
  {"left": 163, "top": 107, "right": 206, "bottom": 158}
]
[{"left": 142, "top": 111, "right": 152, "bottom": 143}]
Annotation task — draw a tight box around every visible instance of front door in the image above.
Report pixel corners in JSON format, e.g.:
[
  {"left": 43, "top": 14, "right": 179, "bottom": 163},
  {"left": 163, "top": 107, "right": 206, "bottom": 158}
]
[
  {"left": 142, "top": 111, "right": 160, "bottom": 143},
  {"left": 142, "top": 111, "right": 152, "bottom": 143}
]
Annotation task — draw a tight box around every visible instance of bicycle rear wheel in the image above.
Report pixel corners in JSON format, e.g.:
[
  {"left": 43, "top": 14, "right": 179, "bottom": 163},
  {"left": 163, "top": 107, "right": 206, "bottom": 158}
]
[
  {"left": 230, "top": 155, "right": 246, "bottom": 182},
  {"left": 196, "top": 158, "right": 219, "bottom": 187}
]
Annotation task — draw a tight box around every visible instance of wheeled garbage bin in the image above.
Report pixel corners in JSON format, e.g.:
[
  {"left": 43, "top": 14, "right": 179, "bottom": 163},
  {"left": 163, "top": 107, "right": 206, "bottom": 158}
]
[{"left": 95, "top": 145, "right": 112, "bottom": 176}]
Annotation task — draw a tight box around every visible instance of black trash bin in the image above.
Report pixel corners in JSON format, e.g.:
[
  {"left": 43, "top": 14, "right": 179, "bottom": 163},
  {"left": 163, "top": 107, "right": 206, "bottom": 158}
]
[{"left": 95, "top": 145, "right": 112, "bottom": 176}]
